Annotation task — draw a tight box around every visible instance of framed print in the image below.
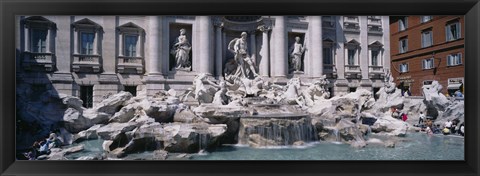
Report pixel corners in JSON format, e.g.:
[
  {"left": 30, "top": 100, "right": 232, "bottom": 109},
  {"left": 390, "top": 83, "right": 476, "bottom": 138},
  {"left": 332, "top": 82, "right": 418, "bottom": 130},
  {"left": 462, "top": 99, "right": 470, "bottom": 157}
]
[{"left": 1, "top": 0, "right": 479, "bottom": 176}]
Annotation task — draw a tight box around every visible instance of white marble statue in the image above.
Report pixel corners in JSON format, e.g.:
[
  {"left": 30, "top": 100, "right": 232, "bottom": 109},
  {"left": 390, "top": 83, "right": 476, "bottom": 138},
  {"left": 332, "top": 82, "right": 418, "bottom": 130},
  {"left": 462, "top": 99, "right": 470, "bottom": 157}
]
[
  {"left": 384, "top": 70, "right": 396, "bottom": 94},
  {"left": 228, "top": 32, "right": 259, "bottom": 78},
  {"left": 301, "top": 75, "right": 330, "bottom": 106},
  {"left": 211, "top": 81, "right": 230, "bottom": 105},
  {"left": 282, "top": 78, "right": 307, "bottom": 107},
  {"left": 289, "top": 36, "right": 306, "bottom": 72},
  {"left": 171, "top": 28, "right": 192, "bottom": 70},
  {"left": 183, "top": 73, "right": 214, "bottom": 104}
]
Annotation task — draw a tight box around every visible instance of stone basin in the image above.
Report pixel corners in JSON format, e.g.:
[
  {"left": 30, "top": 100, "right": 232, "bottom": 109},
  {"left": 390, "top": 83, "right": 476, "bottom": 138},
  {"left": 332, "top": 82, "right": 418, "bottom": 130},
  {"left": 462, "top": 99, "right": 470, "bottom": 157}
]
[{"left": 242, "top": 113, "right": 309, "bottom": 120}]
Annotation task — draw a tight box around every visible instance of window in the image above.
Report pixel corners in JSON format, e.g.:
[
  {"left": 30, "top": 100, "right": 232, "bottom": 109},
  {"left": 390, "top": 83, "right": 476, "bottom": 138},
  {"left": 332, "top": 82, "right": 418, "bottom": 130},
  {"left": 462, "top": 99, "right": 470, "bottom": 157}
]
[
  {"left": 81, "top": 32, "right": 95, "bottom": 55},
  {"left": 421, "top": 30, "right": 433, "bottom": 48},
  {"left": 421, "top": 16, "right": 432, "bottom": 23},
  {"left": 124, "top": 35, "right": 138, "bottom": 57},
  {"left": 80, "top": 86, "right": 94, "bottom": 108},
  {"left": 422, "top": 58, "right": 435, "bottom": 69},
  {"left": 398, "top": 17, "right": 408, "bottom": 31},
  {"left": 124, "top": 86, "right": 137, "bottom": 96},
  {"left": 347, "top": 49, "right": 356, "bottom": 65},
  {"left": 399, "top": 38, "right": 408, "bottom": 53},
  {"left": 349, "top": 87, "right": 357, "bottom": 93},
  {"left": 31, "top": 29, "right": 47, "bottom": 53},
  {"left": 446, "top": 22, "right": 461, "bottom": 41},
  {"left": 323, "top": 47, "right": 333, "bottom": 65},
  {"left": 371, "top": 50, "right": 379, "bottom": 66},
  {"left": 399, "top": 63, "right": 409, "bottom": 73},
  {"left": 72, "top": 18, "right": 103, "bottom": 73},
  {"left": 117, "top": 22, "right": 145, "bottom": 74},
  {"left": 72, "top": 18, "right": 102, "bottom": 55},
  {"left": 447, "top": 53, "right": 462, "bottom": 66}
]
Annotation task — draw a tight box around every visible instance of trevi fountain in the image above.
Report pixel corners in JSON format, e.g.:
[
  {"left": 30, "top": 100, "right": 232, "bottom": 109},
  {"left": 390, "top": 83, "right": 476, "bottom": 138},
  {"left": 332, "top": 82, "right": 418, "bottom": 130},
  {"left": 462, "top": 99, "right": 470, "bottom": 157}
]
[{"left": 16, "top": 29, "right": 464, "bottom": 161}]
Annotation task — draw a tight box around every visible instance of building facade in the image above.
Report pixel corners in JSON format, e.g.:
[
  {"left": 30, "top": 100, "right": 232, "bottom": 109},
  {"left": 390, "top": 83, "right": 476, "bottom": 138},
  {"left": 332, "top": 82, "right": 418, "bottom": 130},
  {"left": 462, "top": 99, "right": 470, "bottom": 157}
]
[
  {"left": 16, "top": 16, "right": 390, "bottom": 107},
  {"left": 390, "top": 16, "right": 465, "bottom": 96}
]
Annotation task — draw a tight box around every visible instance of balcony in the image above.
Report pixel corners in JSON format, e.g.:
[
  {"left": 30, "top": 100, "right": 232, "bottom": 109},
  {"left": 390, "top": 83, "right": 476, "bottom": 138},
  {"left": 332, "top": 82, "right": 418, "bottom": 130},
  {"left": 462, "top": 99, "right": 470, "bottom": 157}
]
[
  {"left": 344, "top": 16, "right": 359, "bottom": 23},
  {"left": 345, "top": 65, "right": 361, "bottom": 79},
  {"left": 367, "top": 17, "right": 382, "bottom": 26},
  {"left": 368, "top": 25, "right": 383, "bottom": 35},
  {"left": 72, "top": 54, "right": 101, "bottom": 73},
  {"left": 368, "top": 66, "right": 385, "bottom": 79},
  {"left": 323, "top": 64, "right": 337, "bottom": 79},
  {"left": 23, "top": 52, "right": 55, "bottom": 71},
  {"left": 343, "top": 23, "right": 360, "bottom": 33},
  {"left": 117, "top": 56, "right": 144, "bottom": 74}
]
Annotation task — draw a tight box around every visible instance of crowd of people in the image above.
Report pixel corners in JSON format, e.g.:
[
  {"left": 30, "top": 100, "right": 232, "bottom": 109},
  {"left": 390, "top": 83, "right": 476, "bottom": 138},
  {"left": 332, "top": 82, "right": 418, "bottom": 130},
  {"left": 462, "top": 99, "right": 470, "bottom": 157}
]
[
  {"left": 414, "top": 112, "right": 464, "bottom": 137},
  {"left": 22, "top": 132, "right": 63, "bottom": 160}
]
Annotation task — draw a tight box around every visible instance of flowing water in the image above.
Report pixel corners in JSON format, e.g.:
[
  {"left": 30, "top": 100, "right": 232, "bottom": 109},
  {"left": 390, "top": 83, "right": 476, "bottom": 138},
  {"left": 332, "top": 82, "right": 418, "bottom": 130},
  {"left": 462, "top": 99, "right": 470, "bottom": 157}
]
[{"left": 192, "top": 133, "right": 464, "bottom": 160}]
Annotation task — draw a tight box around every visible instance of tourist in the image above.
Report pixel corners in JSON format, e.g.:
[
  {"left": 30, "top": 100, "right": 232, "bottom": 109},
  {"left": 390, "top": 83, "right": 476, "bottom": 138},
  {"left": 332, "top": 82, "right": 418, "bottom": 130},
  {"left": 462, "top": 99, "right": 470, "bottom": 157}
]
[
  {"left": 459, "top": 123, "right": 465, "bottom": 136},
  {"left": 425, "top": 126, "right": 433, "bottom": 135},
  {"left": 418, "top": 112, "right": 425, "bottom": 125},
  {"left": 444, "top": 120, "right": 453, "bottom": 131},
  {"left": 454, "top": 90, "right": 463, "bottom": 97},
  {"left": 442, "top": 127, "right": 451, "bottom": 135},
  {"left": 38, "top": 139, "right": 51, "bottom": 155},
  {"left": 401, "top": 112, "right": 408, "bottom": 122}
]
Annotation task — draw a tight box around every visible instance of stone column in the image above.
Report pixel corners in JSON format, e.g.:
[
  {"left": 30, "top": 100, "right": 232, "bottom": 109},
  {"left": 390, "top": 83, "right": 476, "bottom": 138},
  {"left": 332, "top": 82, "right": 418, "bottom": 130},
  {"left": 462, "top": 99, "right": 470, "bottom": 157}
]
[
  {"left": 73, "top": 29, "right": 78, "bottom": 54},
  {"left": 147, "top": 16, "right": 163, "bottom": 75},
  {"left": 197, "top": 16, "right": 213, "bottom": 75},
  {"left": 359, "top": 16, "right": 369, "bottom": 80},
  {"left": 335, "top": 16, "right": 345, "bottom": 80},
  {"left": 93, "top": 29, "right": 99, "bottom": 55},
  {"left": 250, "top": 31, "right": 257, "bottom": 66},
  {"left": 55, "top": 16, "right": 73, "bottom": 73},
  {"left": 24, "top": 26, "right": 30, "bottom": 52},
  {"left": 271, "top": 16, "right": 287, "bottom": 77},
  {"left": 102, "top": 16, "right": 116, "bottom": 74},
  {"left": 214, "top": 18, "right": 223, "bottom": 78},
  {"left": 46, "top": 27, "right": 52, "bottom": 53},
  {"left": 118, "top": 33, "right": 124, "bottom": 56},
  {"left": 310, "top": 16, "right": 323, "bottom": 78},
  {"left": 258, "top": 25, "right": 271, "bottom": 77},
  {"left": 382, "top": 16, "right": 391, "bottom": 71}
]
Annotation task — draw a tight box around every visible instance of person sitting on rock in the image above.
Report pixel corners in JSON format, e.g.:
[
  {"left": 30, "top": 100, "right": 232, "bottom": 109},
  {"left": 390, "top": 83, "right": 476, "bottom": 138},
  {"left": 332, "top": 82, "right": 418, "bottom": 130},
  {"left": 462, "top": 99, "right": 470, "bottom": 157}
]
[{"left": 418, "top": 112, "right": 425, "bottom": 125}]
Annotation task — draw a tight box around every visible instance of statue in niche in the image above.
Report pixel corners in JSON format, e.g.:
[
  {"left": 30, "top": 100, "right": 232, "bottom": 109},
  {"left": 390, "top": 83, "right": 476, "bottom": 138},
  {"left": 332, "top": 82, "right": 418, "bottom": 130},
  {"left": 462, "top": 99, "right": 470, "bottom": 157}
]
[
  {"left": 171, "top": 28, "right": 192, "bottom": 70},
  {"left": 289, "top": 36, "right": 306, "bottom": 73},
  {"left": 228, "top": 32, "right": 259, "bottom": 78}
]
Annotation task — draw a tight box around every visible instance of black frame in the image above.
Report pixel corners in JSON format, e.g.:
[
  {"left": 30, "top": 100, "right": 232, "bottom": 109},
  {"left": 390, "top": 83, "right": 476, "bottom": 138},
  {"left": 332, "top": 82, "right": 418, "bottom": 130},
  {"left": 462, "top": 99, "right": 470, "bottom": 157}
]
[{"left": 1, "top": 0, "right": 479, "bottom": 176}]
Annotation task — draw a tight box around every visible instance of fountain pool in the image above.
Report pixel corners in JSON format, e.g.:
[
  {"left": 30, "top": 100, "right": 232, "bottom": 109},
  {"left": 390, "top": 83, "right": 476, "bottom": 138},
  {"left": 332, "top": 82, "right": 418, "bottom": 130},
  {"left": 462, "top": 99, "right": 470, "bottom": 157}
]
[{"left": 66, "top": 133, "right": 463, "bottom": 160}]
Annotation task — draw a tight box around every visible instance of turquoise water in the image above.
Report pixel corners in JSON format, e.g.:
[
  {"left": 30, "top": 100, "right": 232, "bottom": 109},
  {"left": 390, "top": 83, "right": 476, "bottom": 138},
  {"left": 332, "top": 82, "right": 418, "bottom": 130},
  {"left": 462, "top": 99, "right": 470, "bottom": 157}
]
[
  {"left": 65, "top": 139, "right": 104, "bottom": 160},
  {"left": 191, "top": 133, "right": 464, "bottom": 160},
  {"left": 65, "top": 133, "right": 464, "bottom": 160}
]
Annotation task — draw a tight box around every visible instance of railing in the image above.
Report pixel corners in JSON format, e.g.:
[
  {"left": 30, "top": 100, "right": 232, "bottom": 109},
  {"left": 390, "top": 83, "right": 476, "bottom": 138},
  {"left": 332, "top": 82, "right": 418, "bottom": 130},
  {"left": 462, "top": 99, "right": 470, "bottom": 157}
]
[
  {"left": 24, "top": 52, "right": 53, "bottom": 63},
  {"left": 368, "top": 26, "right": 383, "bottom": 35},
  {"left": 344, "top": 16, "right": 359, "bottom": 23},
  {"left": 368, "top": 65, "right": 384, "bottom": 73},
  {"left": 118, "top": 56, "right": 143, "bottom": 65},
  {"left": 345, "top": 65, "right": 361, "bottom": 73},
  {"left": 72, "top": 54, "right": 101, "bottom": 72},
  {"left": 117, "top": 56, "right": 144, "bottom": 74},
  {"left": 367, "top": 17, "right": 382, "bottom": 26},
  {"left": 23, "top": 52, "right": 55, "bottom": 71},
  {"left": 344, "top": 23, "right": 360, "bottom": 32},
  {"left": 74, "top": 54, "right": 100, "bottom": 63}
]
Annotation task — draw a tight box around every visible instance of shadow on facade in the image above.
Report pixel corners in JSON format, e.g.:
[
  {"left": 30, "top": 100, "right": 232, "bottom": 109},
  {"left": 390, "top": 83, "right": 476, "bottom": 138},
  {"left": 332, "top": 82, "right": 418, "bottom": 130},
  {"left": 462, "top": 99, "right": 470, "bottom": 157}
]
[{"left": 16, "top": 47, "right": 69, "bottom": 159}]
